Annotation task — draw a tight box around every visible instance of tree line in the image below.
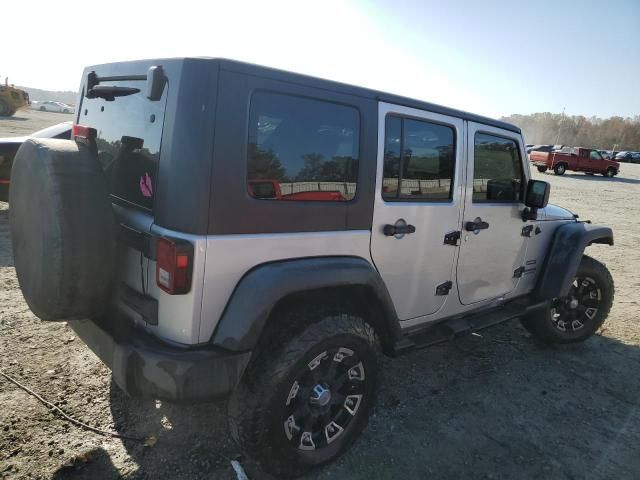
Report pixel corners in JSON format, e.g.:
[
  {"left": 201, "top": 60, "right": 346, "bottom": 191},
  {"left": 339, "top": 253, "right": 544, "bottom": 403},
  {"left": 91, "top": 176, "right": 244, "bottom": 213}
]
[{"left": 500, "top": 113, "right": 640, "bottom": 151}]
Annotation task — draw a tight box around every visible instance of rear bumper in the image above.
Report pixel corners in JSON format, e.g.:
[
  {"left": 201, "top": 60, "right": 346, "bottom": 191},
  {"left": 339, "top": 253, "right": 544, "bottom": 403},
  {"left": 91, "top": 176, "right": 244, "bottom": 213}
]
[{"left": 69, "top": 316, "right": 252, "bottom": 403}]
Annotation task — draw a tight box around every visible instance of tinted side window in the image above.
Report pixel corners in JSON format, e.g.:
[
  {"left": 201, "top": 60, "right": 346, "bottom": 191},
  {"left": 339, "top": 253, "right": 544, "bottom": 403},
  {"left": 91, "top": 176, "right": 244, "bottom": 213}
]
[
  {"left": 382, "top": 115, "right": 455, "bottom": 201},
  {"left": 473, "top": 133, "right": 523, "bottom": 203},
  {"left": 247, "top": 92, "right": 359, "bottom": 201}
]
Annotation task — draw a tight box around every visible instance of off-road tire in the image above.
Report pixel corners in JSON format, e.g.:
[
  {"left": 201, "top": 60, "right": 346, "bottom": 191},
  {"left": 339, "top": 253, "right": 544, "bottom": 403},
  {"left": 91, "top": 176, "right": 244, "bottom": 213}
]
[
  {"left": 537, "top": 166, "right": 548, "bottom": 173},
  {"left": 604, "top": 168, "right": 615, "bottom": 178},
  {"left": 521, "top": 255, "right": 613, "bottom": 344},
  {"left": 228, "top": 314, "right": 380, "bottom": 478},
  {"left": 9, "top": 139, "right": 116, "bottom": 320},
  {"left": 553, "top": 163, "right": 566, "bottom": 175}
]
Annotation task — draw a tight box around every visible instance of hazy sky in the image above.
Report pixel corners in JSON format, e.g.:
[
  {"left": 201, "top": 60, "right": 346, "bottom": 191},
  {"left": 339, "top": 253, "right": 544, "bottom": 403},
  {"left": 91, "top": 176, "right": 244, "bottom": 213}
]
[{"left": 3, "top": 0, "right": 639, "bottom": 119}]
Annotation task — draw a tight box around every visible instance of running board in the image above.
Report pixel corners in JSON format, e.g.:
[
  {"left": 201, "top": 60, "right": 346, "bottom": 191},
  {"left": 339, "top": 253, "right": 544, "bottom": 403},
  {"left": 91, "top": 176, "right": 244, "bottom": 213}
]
[{"left": 393, "top": 296, "right": 547, "bottom": 355}]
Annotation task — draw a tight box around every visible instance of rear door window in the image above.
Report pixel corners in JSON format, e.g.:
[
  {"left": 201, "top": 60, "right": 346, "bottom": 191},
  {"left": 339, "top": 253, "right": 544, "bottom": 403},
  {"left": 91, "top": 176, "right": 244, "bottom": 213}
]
[
  {"left": 247, "top": 92, "right": 359, "bottom": 201},
  {"left": 382, "top": 115, "right": 456, "bottom": 201},
  {"left": 81, "top": 80, "right": 167, "bottom": 211}
]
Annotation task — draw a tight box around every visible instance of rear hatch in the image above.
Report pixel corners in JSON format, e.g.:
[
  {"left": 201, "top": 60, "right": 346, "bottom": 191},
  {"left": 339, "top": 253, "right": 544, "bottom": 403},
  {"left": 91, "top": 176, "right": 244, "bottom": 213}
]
[
  {"left": 75, "top": 59, "right": 216, "bottom": 345},
  {"left": 76, "top": 63, "right": 170, "bottom": 335}
]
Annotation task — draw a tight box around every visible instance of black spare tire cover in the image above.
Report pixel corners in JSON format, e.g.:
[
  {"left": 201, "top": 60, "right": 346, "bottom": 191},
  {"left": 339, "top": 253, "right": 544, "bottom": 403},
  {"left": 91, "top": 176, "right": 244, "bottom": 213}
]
[{"left": 9, "top": 138, "right": 116, "bottom": 321}]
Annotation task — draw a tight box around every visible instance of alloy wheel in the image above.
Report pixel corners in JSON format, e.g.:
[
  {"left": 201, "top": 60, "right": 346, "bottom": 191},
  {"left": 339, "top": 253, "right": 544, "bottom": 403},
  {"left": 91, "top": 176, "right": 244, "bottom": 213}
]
[
  {"left": 283, "top": 346, "right": 367, "bottom": 451},
  {"left": 550, "top": 276, "right": 602, "bottom": 333}
]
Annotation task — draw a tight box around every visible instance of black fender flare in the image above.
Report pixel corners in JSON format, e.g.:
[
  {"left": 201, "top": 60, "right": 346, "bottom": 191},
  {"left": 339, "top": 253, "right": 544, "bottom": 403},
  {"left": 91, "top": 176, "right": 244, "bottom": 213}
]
[
  {"left": 535, "top": 222, "right": 613, "bottom": 301},
  {"left": 210, "top": 256, "right": 401, "bottom": 352}
]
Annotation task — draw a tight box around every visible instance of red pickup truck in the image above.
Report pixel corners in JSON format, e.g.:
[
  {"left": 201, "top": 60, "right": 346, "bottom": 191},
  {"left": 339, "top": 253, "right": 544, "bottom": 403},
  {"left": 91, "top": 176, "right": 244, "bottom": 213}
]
[{"left": 530, "top": 147, "right": 619, "bottom": 177}]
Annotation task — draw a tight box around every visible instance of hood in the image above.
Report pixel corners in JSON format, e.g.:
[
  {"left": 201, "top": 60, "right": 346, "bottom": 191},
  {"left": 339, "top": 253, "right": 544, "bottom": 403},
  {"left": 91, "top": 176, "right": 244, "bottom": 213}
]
[{"left": 539, "top": 203, "right": 576, "bottom": 221}]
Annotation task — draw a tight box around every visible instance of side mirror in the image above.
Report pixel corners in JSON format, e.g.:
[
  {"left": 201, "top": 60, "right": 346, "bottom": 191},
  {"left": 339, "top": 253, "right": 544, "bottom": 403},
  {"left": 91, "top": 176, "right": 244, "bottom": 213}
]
[
  {"left": 522, "top": 179, "right": 550, "bottom": 221},
  {"left": 525, "top": 179, "right": 550, "bottom": 208}
]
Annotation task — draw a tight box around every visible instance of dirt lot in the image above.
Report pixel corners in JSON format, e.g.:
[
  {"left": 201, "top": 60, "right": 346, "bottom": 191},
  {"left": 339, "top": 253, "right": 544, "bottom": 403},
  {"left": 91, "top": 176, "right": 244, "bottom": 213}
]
[
  {"left": 1, "top": 112, "right": 639, "bottom": 479},
  {"left": 0, "top": 109, "right": 74, "bottom": 138}
]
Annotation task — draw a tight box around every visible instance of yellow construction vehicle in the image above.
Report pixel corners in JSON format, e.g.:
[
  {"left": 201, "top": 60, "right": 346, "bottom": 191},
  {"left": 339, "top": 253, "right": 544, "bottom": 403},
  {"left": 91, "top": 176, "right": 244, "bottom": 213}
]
[{"left": 0, "top": 77, "right": 30, "bottom": 116}]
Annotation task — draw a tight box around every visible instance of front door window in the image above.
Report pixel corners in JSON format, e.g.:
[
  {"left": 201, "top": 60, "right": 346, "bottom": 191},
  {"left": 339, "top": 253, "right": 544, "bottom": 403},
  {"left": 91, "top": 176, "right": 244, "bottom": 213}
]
[
  {"left": 472, "top": 133, "right": 523, "bottom": 203},
  {"left": 456, "top": 125, "right": 529, "bottom": 305}
]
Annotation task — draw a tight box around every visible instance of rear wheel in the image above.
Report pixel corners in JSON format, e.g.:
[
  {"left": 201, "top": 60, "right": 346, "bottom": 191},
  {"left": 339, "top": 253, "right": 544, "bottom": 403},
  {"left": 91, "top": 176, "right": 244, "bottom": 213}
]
[
  {"left": 604, "top": 168, "right": 615, "bottom": 178},
  {"left": 537, "top": 166, "right": 548, "bottom": 173},
  {"left": 521, "top": 255, "right": 613, "bottom": 344},
  {"left": 228, "top": 314, "right": 380, "bottom": 478},
  {"left": 553, "top": 163, "right": 566, "bottom": 175}
]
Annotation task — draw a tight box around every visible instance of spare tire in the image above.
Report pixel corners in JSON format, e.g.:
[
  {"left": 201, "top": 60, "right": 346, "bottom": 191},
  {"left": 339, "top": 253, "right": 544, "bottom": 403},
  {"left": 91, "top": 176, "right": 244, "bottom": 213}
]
[{"left": 9, "top": 139, "right": 116, "bottom": 321}]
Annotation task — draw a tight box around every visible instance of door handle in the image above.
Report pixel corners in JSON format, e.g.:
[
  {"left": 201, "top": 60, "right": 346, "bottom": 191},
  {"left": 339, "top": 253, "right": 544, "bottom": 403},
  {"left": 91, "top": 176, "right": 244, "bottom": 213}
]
[
  {"left": 464, "top": 218, "right": 490, "bottom": 232},
  {"left": 383, "top": 223, "right": 416, "bottom": 236}
]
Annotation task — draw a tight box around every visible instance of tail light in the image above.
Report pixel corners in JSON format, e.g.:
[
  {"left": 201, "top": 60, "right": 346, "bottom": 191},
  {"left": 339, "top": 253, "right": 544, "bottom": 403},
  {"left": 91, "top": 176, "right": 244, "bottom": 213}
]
[
  {"left": 156, "top": 237, "right": 193, "bottom": 295},
  {"left": 72, "top": 124, "right": 97, "bottom": 141}
]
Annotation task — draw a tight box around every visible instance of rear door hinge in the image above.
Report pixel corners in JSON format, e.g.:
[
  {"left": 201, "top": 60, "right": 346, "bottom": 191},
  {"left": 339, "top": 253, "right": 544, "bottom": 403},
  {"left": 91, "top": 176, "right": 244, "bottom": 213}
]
[
  {"left": 436, "top": 281, "right": 453, "bottom": 296},
  {"left": 521, "top": 225, "right": 534, "bottom": 237},
  {"left": 443, "top": 231, "right": 461, "bottom": 246}
]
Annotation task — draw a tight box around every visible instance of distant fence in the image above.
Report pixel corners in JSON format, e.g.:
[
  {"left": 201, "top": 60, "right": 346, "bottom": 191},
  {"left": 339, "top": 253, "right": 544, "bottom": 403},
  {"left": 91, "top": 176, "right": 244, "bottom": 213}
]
[
  {"left": 278, "top": 178, "right": 490, "bottom": 197},
  {"left": 279, "top": 182, "right": 357, "bottom": 198}
]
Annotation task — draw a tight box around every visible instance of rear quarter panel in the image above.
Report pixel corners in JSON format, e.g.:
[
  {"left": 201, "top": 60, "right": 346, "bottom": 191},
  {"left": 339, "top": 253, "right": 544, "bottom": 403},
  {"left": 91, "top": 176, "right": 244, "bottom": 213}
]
[{"left": 199, "top": 231, "right": 373, "bottom": 342}]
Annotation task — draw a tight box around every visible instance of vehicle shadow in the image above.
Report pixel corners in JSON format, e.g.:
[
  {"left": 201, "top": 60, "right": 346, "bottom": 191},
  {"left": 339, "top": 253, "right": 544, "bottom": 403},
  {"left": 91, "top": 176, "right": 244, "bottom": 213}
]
[
  {"left": 107, "top": 382, "right": 245, "bottom": 479},
  {"left": 544, "top": 172, "right": 640, "bottom": 185},
  {"left": 106, "top": 321, "right": 640, "bottom": 479},
  {"left": 0, "top": 115, "right": 28, "bottom": 121},
  {"left": 51, "top": 447, "right": 120, "bottom": 480}
]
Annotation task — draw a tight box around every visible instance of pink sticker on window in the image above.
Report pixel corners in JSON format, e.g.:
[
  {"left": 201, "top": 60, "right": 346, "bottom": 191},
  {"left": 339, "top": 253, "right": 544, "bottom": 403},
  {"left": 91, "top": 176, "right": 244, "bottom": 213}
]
[{"left": 140, "top": 173, "right": 153, "bottom": 198}]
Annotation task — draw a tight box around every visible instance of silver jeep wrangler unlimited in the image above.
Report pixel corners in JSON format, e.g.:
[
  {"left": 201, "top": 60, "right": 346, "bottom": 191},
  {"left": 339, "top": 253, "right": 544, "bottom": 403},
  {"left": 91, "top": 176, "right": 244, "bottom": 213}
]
[{"left": 9, "top": 58, "right": 614, "bottom": 477}]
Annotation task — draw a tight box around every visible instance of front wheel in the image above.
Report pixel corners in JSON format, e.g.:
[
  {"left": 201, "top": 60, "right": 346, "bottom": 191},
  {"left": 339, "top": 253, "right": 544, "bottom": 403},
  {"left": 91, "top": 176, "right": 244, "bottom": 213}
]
[
  {"left": 604, "top": 168, "right": 616, "bottom": 178},
  {"left": 537, "top": 166, "right": 548, "bottom": 173},
  {"left": 521, "top": 255, "right": 614, "bottom": 344},
  {"left": 228, "top": 314, "right": 380, "bottom": 478},
  {"left": 554, "top": 163, "right": 566, "bottom": 175}
]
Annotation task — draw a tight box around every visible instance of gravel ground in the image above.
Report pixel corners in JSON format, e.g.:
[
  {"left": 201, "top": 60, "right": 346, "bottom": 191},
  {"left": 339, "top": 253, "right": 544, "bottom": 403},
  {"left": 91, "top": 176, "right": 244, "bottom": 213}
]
[
  {"left": 1, "top": 111, "right": 639, "bottom": 479},
  {"left": 0, "top": 109, "right": 74, "bottom": 138}
]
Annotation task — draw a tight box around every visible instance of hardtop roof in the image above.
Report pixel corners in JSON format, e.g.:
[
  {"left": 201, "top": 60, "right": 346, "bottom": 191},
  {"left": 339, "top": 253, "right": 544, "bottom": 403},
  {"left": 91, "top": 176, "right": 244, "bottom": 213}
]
[
  {"left": 87, "top": 57, "right": 521, "bottom": 134},
  {"left": 213, "top": 58, "right": 521, "bottom": 134}
]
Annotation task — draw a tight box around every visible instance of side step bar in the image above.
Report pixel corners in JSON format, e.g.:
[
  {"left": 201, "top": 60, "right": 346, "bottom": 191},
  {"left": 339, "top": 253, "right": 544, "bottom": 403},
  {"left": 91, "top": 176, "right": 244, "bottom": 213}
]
[{"left": 393, "top": 296, "right": 548, "bottom": 355}]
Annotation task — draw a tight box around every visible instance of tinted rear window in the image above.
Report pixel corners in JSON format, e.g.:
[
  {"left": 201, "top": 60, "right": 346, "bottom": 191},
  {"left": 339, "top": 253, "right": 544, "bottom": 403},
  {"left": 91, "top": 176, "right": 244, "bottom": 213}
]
[
  {"left": 81, "top": 81, "right": 167, "bottom": 211},
  {"left": 247, "top": 92, "right": 359, "bottom": 202}
]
